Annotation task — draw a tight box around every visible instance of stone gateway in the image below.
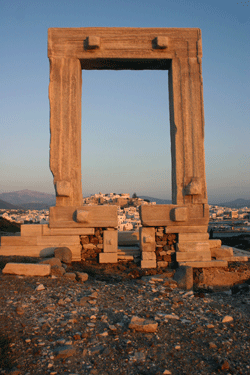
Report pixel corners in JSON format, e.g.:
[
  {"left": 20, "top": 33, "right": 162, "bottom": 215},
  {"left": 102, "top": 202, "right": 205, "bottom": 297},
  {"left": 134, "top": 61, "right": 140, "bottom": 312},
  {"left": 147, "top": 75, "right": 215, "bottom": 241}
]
[{"left": 1, "top": 28, "right": 230, "bottom": 267}]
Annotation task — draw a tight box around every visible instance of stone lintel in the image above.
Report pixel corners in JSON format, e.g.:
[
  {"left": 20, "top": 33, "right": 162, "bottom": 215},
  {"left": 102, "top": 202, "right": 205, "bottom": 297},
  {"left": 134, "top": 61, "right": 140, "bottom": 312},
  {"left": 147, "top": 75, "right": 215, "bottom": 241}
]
[{"left": 48, "top": 27, "right": 201, "bottom": 60}]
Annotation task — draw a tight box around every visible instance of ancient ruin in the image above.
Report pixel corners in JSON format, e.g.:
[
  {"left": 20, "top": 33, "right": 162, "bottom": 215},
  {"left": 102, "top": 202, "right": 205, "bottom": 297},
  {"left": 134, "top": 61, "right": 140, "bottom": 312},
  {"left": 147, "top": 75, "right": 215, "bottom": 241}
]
[{"left": 0, "top": 27, "right": 237, "bottom": 268}]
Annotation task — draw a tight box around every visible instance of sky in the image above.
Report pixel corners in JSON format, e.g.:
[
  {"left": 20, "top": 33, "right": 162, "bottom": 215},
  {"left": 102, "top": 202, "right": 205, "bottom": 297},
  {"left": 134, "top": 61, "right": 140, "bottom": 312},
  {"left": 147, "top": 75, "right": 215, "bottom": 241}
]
[{"left": 0, "top": 0, "right": 249, "bottom": 204}]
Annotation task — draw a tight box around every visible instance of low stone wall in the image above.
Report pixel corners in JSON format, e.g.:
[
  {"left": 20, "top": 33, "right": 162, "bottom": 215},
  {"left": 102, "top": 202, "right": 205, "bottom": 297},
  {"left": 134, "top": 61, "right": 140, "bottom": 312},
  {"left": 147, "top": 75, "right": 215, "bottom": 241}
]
[
  {"left": 80, "top": 228, "right": 103, "bottom": 262},
  {"left": 155, "top": 227, "right": 177, "bottom": 267},
  {"left": 140, "top": 226, "right": 177, "bottom": 269}
]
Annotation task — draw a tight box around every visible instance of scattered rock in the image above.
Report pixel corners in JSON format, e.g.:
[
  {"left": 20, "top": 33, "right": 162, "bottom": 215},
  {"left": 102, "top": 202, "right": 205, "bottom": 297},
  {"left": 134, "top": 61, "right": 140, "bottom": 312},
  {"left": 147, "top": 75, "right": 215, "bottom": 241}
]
[
  {"left": 54, "top": 345, "right": 77, "bottom": 359},
  {"left": 16, "top": 306, "right": 25, "bottom": 315},
  {"left": 36, "top": 284, "right": 45, "bottom": 291},
  {"left": 221, "top": 360, "right": 230, "bottom": 370},
  {"left": 64, "top": 272, "right": 76, "bottom": 280},
  {"left": 209, "top": 342, "right": 217, "bottom": 349},
  {"left": 129, "top": 316, "right": 158, "bottom": 333},
  {"left": 231, "top": 283, "right": 249, "bottom": 294},
  {"left": 76, "top": 272, "right": 88, "bottom": 282},
  {"left": 164, "top": 314, "right": 180, "bottom": 320},
  {"left": 89, "top": 344, "right": 104, "bottom": 355},
  {"left": 222, "top": 315, "right": 234, "bottom": 323},
  {"left": 51, "top": 265, "right": 66, "bottom": 276}
]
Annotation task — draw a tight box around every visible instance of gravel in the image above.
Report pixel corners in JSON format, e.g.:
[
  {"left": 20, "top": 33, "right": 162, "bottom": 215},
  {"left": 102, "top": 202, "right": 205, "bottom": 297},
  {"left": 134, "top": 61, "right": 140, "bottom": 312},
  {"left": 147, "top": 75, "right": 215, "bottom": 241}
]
[{"left": 0, "top": 258, "right": 250, "bottom": 375}]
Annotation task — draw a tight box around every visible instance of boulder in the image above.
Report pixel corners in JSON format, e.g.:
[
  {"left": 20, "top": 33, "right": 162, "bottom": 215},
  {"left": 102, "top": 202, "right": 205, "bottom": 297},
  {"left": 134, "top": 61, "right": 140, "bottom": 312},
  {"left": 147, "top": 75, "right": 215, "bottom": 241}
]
[
  {"left": 76, "top": 272, "right": 88, "bottom": 282},
  {"left": 51, "top": 265, "right": 66, "bottom": 276},
  {"left": 54, "top": 247, "right": 72, "bottom": 264},
  {"left": 40, "top": 257, "right": 62, "bottom": 267}
]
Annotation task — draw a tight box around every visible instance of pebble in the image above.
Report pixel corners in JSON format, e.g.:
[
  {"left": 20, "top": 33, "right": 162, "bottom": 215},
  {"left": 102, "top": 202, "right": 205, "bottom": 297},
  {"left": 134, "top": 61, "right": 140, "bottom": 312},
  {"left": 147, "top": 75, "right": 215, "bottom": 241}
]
[
  {"left": 0, "top": 263, "right": 249, "bottom": 375},
  {"left": 222, "top": 315, "right": 234, "bottom": 323},
  {"left": 36, "top": 284, "right": 45, "bottom": 291}
]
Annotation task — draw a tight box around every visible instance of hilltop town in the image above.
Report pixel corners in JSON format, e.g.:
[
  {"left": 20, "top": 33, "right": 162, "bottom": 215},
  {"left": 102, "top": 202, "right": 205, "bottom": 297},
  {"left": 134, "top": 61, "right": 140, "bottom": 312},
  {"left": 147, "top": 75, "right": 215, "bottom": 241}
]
[{"left": 1, "top": 193, "right": 250, "bottom": 235}]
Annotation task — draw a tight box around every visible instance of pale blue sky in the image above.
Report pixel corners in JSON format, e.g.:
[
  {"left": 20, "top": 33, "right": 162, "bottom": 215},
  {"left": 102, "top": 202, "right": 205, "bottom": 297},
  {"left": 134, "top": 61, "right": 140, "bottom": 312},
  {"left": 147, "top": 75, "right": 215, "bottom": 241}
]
[{"left": 0, "top": 0, "right": 249, "bottom": 203}]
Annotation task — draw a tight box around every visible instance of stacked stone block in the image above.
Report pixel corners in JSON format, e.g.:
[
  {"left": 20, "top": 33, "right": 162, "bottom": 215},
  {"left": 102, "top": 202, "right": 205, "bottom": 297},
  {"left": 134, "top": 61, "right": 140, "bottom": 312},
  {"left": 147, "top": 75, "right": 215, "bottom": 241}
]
[
  {"left": 176, "top": 232, "right": 210, "bottom": 263},
  {"left": 140, "top": 227, "right": 177, "bottom": 269},
  {"left": 80, "top": 228, "right": 118, "bottom": 264},
  {"left": 155, "top": 228, "right": 176, "bottom": 268},
  {"left": 80, "top": 228, "right": 103, "bottom": 262}
]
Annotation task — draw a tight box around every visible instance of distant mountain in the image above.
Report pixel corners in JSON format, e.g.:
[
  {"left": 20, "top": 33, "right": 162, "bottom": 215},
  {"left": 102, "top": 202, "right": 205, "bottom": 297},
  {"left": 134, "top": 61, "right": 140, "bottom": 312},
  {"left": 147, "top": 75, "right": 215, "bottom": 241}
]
[
  {"left": 139, "top": 196, "right": 250, "bottom": 208},
  {"left": 214, "top": 198, "right": 250, "bottom": 209},
  {"left": 0, "top": 189, "right": 56, "bottom": 207},
  {"left": 0, "top": 199, "right": 20, "bottom": 209},
  {"left": 139, "top": 196, "right": 172, "bottom": 205}
]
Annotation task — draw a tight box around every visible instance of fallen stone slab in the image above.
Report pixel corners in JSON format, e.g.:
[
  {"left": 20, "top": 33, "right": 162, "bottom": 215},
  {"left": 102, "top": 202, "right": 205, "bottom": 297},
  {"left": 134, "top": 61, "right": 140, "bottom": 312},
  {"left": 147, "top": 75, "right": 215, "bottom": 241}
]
[
  {"left": 129, "top": 316, "right": 158, "bottom": 333},
  {"left": 2, "top": 263, "right": 51, "bottom": 276}
]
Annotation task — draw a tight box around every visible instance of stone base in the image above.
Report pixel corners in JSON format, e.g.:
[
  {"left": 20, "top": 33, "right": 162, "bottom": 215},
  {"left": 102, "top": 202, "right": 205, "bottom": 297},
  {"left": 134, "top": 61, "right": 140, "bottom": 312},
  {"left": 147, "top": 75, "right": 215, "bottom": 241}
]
[
  {"left": 141, "top": 260, "right": 157, "bottom": 269},
  {"left": 179, "top": 260, "right": 228, "bottom": 268},
  {"left": 99, "top": 252, "right": 117, "bottom": 263},
  {"left": 176, "top": 250, "right": 211, "bottom": 262},
  {"left": 0, "top": 224, "right": 81, "bottom": 261},
  {"left": 118, "top": 231, "right": 139, "bottom": 246}
]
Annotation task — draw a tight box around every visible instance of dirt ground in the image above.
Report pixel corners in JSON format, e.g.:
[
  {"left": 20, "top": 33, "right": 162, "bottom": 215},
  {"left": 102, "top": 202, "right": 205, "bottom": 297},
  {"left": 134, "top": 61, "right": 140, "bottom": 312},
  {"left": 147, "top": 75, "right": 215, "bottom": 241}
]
[{"left": 0, "top": 233, "right": 250, "bottom": 375}]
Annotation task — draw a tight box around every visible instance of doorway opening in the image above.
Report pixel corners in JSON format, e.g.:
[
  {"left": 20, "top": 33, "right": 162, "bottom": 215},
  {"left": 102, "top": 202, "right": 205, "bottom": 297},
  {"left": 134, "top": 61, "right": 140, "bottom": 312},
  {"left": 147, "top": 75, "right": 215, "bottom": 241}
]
[{"left": 81, "top": 70, "right": 172, "bottom": 203}]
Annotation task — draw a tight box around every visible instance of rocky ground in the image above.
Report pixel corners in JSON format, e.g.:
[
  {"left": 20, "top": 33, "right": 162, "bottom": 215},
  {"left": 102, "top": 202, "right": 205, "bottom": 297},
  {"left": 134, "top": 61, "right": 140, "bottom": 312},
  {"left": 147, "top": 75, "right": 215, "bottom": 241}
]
[{"left": 0, "top": 256, "right": 250, "bottom": 375}]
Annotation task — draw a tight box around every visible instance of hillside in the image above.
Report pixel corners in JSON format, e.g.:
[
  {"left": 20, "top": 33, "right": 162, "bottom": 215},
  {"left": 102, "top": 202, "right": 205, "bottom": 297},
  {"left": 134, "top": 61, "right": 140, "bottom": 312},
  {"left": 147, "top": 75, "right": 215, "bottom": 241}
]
[
  {"left": 0, "top": 190, "right": 55, "bottom": 207},
  {"left": 0, "top": 199, "right": 20, "bottom": 210},
  {"left": 139, "top": 196, "right": 172, "bottom": 205},
  {"left": 217, "top": 198, "right": 250, "bottom": 208}
]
